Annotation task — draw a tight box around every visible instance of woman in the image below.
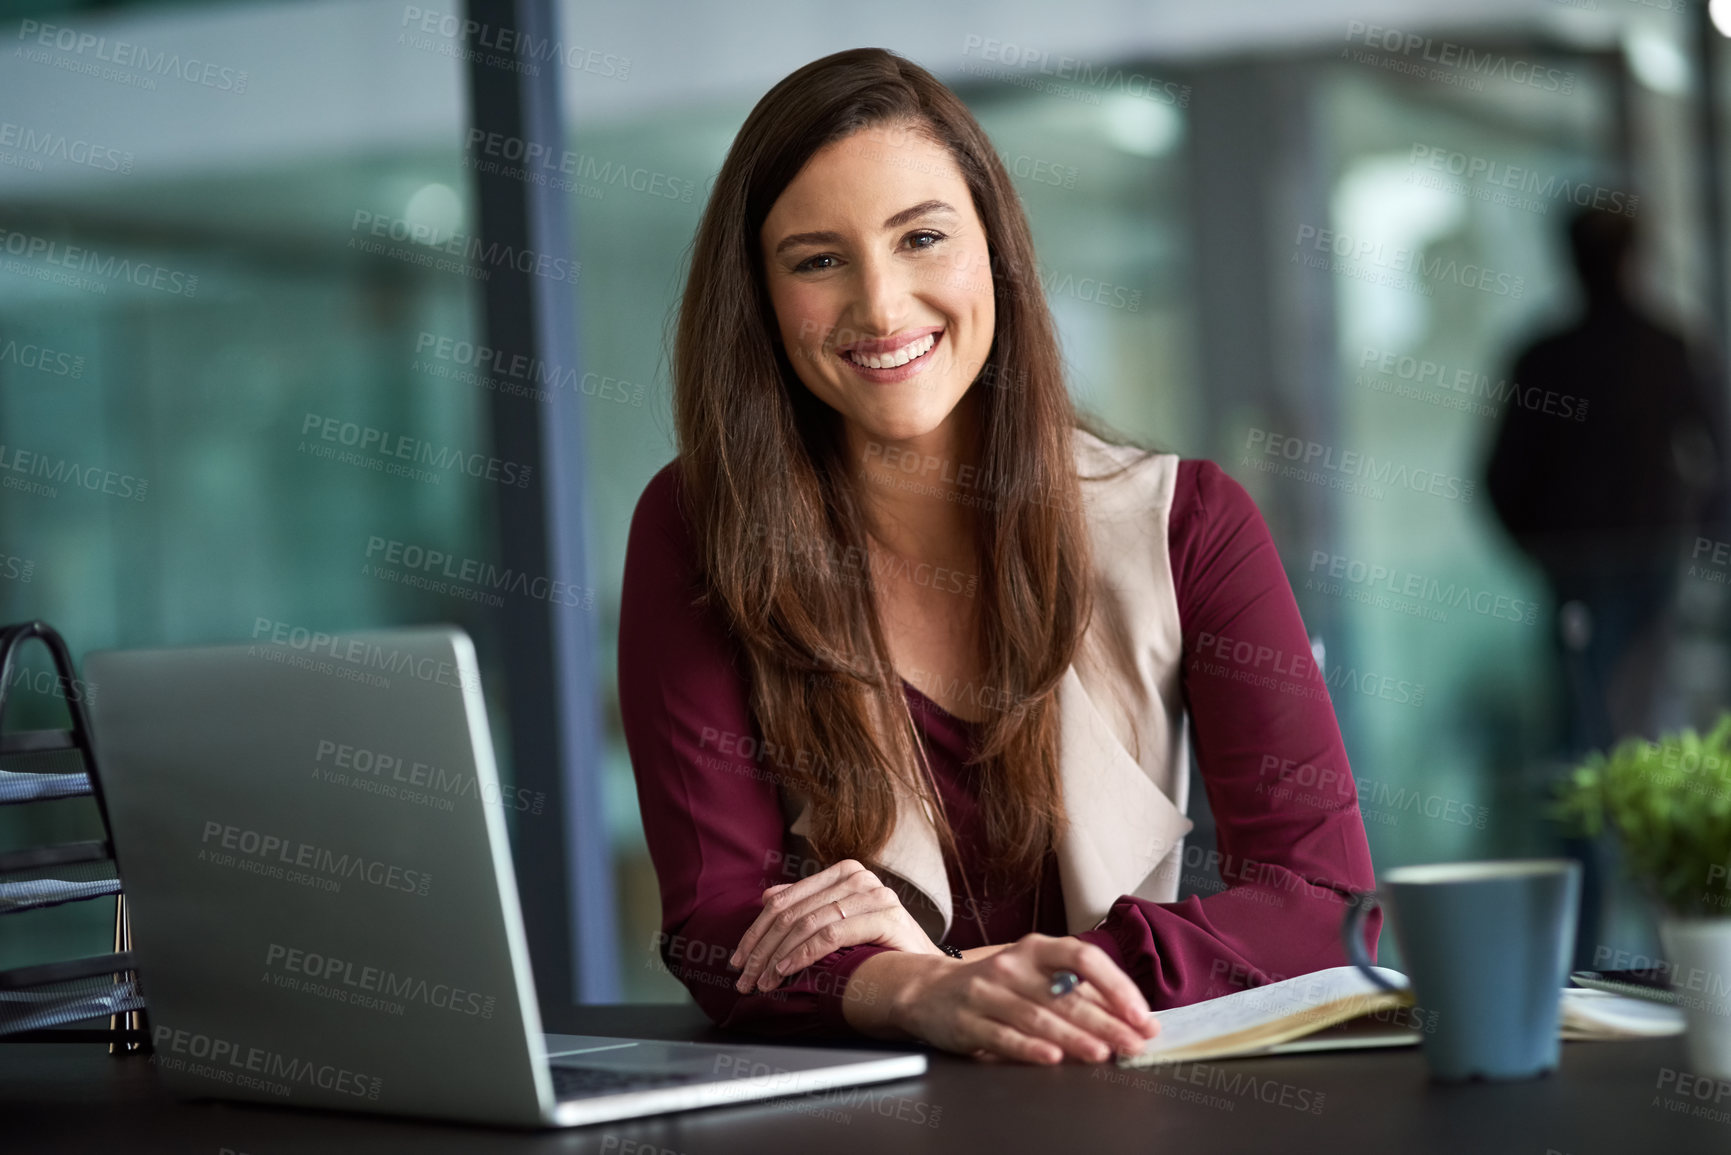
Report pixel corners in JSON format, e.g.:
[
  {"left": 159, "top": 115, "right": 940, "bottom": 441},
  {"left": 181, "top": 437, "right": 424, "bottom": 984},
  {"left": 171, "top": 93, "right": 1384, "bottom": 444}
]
[{"left": 618, "top": 47, "right": 1379, "bottom": 1065}]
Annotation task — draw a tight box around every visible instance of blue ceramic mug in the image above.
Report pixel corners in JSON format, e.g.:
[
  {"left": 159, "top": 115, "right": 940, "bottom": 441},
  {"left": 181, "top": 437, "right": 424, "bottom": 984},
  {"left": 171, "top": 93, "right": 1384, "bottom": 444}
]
[{"left": 1341, "top": 859, "right": 1581, "bottom": 1082}]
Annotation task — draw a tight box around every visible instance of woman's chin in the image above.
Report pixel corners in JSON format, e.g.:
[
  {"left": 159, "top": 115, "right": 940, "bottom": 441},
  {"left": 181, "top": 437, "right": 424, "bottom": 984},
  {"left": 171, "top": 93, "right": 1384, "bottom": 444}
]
[
  {"left": 859, "top": 420, "right": 945, "bottom": 450},
  {"left": 848, "top": 394, "right": 969, "bottom": 446}
]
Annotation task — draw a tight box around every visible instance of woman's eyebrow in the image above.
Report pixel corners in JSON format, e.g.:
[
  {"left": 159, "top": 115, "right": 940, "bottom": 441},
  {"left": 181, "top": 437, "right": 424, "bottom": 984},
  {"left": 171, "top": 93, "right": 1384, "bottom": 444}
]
[{"left": 772, "top": 200, "right": 960, "bottom": 257}]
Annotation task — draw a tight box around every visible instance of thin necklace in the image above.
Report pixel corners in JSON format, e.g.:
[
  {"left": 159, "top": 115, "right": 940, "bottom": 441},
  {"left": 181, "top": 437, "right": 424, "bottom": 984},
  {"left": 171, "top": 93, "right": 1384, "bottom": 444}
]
[{"left": 897, "top": 684, "right": 1042, "bottom": 946}]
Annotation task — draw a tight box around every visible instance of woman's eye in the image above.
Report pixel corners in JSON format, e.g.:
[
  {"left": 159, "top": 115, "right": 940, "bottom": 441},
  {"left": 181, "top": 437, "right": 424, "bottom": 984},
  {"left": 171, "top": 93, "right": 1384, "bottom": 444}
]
[{"left": 793, "top": 231, "right": 944, "bottom": 272}]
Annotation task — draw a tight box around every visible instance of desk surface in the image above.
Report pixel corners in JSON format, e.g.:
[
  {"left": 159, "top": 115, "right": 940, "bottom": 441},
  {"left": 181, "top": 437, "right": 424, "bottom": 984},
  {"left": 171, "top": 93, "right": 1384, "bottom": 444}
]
[{"left": 5, "top": 1004, "right": 1728, "bottom": 1155}]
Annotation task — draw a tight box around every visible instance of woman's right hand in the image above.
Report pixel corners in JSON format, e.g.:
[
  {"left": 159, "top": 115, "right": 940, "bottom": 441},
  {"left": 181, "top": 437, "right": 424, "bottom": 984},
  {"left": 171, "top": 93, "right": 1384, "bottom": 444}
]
[{"left": 883, "top": 933, "right": 1161, "bottom": 1064}]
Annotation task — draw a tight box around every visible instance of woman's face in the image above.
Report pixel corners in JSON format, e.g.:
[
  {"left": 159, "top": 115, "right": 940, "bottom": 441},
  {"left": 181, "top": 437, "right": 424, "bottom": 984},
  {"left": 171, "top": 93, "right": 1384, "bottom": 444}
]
[{"left": 759, "top": 121, "right": 996, "bottom": 452}]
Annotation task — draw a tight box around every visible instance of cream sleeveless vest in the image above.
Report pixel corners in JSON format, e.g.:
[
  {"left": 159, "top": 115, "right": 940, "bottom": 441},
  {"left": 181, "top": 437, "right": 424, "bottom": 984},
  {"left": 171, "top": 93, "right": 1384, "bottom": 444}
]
[{"left": 781, "top": 427, "right": 1193, "bottom": 940}]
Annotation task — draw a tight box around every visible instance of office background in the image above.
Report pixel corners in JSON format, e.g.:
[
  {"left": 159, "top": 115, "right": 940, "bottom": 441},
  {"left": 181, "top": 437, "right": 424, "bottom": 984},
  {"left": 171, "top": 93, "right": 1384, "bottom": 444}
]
[{"left": 0, "top": 0, "right": 1722, "bottom": 1009}]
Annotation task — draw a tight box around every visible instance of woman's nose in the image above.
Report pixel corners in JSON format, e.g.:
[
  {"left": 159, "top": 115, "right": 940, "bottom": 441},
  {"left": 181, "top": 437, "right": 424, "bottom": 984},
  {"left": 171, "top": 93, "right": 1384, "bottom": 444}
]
[{"left": 847, "top": 253, "right": 915, "bottom": 337}]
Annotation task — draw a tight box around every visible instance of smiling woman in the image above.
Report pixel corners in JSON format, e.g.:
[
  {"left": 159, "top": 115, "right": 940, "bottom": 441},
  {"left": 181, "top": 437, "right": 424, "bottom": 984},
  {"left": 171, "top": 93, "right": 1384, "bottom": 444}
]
[{"left": 617, "top": 46, "right": 1380, "bottom": 1065}]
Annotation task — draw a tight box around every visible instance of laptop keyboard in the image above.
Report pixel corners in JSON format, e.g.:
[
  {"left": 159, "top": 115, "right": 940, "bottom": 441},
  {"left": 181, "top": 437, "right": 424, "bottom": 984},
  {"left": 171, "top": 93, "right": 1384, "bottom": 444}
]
[{"left": 549, "top": 1063, "right": 703, "bottom": 1101}]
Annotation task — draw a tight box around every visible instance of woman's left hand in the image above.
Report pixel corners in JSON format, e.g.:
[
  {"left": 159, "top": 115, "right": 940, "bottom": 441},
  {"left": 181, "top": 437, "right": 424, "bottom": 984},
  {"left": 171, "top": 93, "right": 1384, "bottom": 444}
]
[{"left": 729, "top": 858, "right": 943, "bottom": 992}]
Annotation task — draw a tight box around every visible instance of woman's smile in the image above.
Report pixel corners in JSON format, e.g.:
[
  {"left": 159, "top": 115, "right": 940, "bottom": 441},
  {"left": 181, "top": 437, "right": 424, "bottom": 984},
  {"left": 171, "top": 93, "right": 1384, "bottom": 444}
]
[{"left": 837, "top": 327, "right": 944, "bottom": 383}]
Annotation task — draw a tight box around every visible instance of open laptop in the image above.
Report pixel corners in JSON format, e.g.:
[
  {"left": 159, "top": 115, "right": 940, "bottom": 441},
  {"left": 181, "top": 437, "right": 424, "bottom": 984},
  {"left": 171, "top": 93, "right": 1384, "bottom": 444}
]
[{"left": 83, "top": 626, "right": 926, "bottom": 1128}]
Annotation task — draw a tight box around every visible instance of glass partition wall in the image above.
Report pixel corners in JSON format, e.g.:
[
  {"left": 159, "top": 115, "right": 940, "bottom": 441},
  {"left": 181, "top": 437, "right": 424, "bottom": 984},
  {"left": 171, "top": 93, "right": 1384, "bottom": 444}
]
[{"left": 0, "top": 5, "right": 500, "bottom": 976}]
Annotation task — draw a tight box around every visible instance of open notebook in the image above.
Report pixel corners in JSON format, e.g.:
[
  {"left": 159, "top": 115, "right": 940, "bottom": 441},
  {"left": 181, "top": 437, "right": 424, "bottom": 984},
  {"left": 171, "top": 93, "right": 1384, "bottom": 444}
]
[{"left": 1120, "top": 966, "right": 1686, "bottom": 1067}]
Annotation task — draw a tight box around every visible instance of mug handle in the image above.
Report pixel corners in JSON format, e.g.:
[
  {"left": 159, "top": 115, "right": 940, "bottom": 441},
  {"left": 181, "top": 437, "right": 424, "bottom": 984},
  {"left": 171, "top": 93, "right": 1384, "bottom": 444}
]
[{"left": 1340, "top": 891, "right": 1402, "bottom": 993}]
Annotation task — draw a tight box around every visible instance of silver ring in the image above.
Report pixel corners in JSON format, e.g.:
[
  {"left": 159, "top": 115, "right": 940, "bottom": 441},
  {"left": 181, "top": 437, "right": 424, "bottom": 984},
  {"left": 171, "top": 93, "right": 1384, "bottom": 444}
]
[
  {"left": 1048, "top": 969, "right": 1081, "bottom": 998},
  {"left": 834, "top": 900, "right": 847, "bottom": 920}
]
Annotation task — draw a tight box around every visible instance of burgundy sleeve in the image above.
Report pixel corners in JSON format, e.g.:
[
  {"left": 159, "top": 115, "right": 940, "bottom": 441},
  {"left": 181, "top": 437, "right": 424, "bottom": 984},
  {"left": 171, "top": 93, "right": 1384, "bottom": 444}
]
[
  {"left": 1073, "top": 458, "right": 1381, "bottom": 1006},
  {"left": 617, "top": 463, "right": 894, "bottom": 1039}
]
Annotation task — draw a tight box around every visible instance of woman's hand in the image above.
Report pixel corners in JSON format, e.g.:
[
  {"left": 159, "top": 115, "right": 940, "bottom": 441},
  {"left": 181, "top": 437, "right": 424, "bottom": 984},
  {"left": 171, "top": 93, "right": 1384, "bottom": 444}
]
[
  {"left": 866, "top": 933, "right": 1160, "bottom": 1064},
  {"left": 729, "top": 858, "right": 941, "bottom": 993}
]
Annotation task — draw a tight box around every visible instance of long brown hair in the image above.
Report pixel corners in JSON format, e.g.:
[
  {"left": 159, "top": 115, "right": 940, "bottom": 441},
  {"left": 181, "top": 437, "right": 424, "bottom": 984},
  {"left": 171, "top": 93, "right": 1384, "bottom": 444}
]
[{"left": 672, "top": 46, "right": 1141, "bottom": 886}]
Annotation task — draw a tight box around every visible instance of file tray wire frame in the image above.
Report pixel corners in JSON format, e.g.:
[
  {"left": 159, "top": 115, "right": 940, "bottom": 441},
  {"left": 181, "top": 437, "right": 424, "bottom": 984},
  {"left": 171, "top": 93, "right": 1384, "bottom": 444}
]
[{"left": 0, "top": 620, "right": 148, "bottom": 1054}]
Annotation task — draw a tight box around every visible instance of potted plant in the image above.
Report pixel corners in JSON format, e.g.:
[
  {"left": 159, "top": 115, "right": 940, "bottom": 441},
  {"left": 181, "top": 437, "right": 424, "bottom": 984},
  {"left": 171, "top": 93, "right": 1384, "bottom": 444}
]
[{"left": 1554, "top": 714, "right": 1731, "bottom": 1079}]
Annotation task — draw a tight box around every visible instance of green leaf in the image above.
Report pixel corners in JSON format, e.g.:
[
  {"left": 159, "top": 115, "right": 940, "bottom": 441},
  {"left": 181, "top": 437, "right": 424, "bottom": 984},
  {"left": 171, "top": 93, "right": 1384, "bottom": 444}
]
[{"left": 1551, "top": 715, "right": 1731, "bottom": 918}]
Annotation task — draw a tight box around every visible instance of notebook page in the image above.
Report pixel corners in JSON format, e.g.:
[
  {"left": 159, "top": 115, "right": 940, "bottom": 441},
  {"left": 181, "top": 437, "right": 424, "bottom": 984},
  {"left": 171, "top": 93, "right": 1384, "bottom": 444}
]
[{"left": 1130, "top": 966, "right": 1411, "bottom": 1062}]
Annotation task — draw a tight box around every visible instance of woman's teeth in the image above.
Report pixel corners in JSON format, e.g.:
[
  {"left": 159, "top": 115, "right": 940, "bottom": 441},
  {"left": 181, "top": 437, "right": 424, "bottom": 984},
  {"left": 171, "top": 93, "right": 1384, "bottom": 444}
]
[{"left": 844, "top": 332, "right": 937, "bottom": 369}]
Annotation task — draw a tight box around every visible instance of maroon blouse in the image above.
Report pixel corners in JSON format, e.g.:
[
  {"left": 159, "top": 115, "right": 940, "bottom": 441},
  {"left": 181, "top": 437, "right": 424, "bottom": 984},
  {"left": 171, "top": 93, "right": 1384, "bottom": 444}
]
[{"left": 618, "top": 457, "right": 1380, "bottom": 1040}]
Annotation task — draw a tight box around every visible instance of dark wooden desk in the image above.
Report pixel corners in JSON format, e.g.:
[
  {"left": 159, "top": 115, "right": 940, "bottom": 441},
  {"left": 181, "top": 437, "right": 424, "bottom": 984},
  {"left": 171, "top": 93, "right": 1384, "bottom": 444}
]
[{"left": 5, "top": 1004, "right": 1728, "bottom": 1154}]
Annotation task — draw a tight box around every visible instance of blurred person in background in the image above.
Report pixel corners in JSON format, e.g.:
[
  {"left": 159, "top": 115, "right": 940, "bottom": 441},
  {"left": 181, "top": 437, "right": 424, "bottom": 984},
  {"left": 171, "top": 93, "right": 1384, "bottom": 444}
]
[{"left": 1488, "top": 206, "right": 1724, "bottom": 758}]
